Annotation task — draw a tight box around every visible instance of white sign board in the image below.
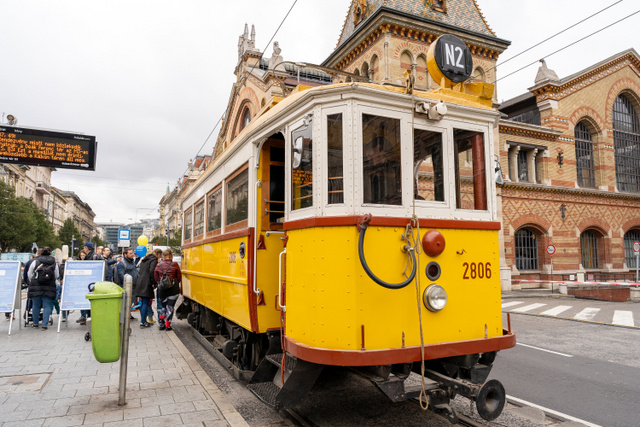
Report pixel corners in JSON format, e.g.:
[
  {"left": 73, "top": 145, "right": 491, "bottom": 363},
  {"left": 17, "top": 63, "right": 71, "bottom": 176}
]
[
  {"left": 118, "top": 239, "right": 130, "bottom": 248},
  {"left": 546, "top": 245, "right": 556, "bottom": 255},
  {"left": 60, "top": 260, "right": 105, "bottom": 312},
  {"left": 118, "top": 229, "right": 131, "bottom": 240},
  {"left": 633, "top": 241, "right": 640, "bottom": 253},
  {"left": 0, "top": 261, "right": 21, "bottom": 313}
]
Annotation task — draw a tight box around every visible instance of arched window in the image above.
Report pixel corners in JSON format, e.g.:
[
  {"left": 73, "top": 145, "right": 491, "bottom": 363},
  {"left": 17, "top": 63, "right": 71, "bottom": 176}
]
[
  {"left": 580, "top": 230, "right": 600, "bottom": 269},
  {"left": 574, "top": 121, "right": 595, "bottom": 188},
  {"left": 242, "top": 108, "right": 251, "bottom": 129},
  {"left": 471, "top": 67, "right": 486, "bottom": 83},
  {"left": 370, "top": 55, "right": 379, "bottom": 81},
  {"left": 515, "top": 228, "right": 538, "bottom": 270},
  {"left": 613, "top": 94, "right": 640, "bottom": 193},
  {"left": 400, "top": 51, "right": 413, "bottom": 75},
  {"left": 417, "top": 55, "right": 428, "bottom": 89},
  {"left": 361, "top": 62, "right": 369, "bottom": 80},
  {"left": 624, "top": 229, "right": 640, "bottom": 268}
]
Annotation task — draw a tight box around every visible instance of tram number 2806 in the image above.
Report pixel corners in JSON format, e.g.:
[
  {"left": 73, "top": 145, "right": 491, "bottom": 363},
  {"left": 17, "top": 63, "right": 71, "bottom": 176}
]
[{"left": 462, "top": 262, "right": 492, "bottom": 280}]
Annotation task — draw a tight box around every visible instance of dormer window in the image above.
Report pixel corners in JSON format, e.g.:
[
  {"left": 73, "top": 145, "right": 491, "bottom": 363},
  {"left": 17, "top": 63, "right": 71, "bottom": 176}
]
[{"left": 431, "top": 0, "right": 446, "bottom": 12}]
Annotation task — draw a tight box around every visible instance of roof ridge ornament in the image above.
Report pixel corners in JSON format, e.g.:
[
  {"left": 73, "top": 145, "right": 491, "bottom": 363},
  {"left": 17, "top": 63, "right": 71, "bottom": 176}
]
[{"left": 534, "top": 59, "right": 560, "bottom": 85}]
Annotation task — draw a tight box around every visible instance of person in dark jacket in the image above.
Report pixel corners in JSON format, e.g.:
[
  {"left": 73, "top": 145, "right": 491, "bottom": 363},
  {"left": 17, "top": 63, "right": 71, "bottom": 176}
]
[
  {"left": 103, "top": 247, "right": 117, "bottom": 282},
  {"left": 76, "top": 242, "right": 104, "bottom": 325},
  {"left": 154, "top": 249, "right": 182, "bottom": 331},
  {"left": 27, "top": 247, "right": 59, "bottom": 330},
  {"left": 134, "top": 248, "right": 162, "bottom": 328}
]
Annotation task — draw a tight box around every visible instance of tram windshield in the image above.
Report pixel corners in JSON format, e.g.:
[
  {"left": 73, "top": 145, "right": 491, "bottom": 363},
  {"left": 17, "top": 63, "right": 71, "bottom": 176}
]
[
  {"left": 362, "top": 114, "right": 402, "bottom": 205},
  {"left": 414, "top": 129, "right": 444, "bottom": 202}
]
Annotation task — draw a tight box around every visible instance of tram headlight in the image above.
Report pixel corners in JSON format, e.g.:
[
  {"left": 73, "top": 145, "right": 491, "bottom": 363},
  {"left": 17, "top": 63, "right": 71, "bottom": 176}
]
[{"left": 423, "top": 284, "right": 448, "bottom": 312}]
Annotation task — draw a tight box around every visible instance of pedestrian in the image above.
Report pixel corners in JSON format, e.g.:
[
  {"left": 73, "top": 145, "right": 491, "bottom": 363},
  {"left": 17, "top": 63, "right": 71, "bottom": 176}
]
[
  {"left": 154, "top": 249, "right": 181, "bottom": 331},
  {"left": 103, "top": 247, "right": 117, "bottom": 282},
  {"left": 76, "top": 242, "right": 104, "bottom": 325},
  {"left": 134, "top": 248, "right": 162, "bottom": 328},
  {"left": 27, "top": 247, "right": 60, "bottom": 330},
  {"left": 58, "top": 259, "right": 68, "bottom": 322},
  {"left": 117, "top": 247, "right": 139, "bottom": 295},
  {"left": 96, "top": 246, "right": 104, "bottom": 257}
]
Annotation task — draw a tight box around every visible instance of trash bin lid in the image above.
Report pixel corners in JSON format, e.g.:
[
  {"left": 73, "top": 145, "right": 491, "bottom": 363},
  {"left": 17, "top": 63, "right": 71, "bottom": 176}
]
[{"left": 92, "top": 281, "right": 124, "bottom": 295}]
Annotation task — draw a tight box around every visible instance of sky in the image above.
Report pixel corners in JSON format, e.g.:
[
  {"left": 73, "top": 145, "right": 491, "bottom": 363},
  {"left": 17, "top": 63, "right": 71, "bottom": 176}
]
[{"left": 1, "top": 0, "right": 638, "bottom": 226}]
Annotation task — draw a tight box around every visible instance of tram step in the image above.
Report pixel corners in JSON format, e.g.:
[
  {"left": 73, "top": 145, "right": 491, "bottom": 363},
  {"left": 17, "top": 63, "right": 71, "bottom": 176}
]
[
  {"left": 247, "top": 381, "right": 280, "bottom": 408},
  {"left": 265, "top": 353, "right": 297, "bottom": 371}
]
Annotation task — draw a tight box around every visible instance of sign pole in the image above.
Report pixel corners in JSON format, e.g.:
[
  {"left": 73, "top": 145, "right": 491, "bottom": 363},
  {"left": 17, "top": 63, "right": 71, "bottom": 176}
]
[
  {"left": 118, "top": 274, "right": 133, "bottom": 406},
  {"left": 550, "top": 254, "right": 554, "bottom": 294},
  {"left": 634, "top": 241, "right": 640, "bottom": 284}
]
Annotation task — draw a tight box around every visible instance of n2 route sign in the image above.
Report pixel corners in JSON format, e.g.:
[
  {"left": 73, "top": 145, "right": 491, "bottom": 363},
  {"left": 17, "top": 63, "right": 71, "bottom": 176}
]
[{"left": 546, "top": 245, "right": 556, "bottom": 255}]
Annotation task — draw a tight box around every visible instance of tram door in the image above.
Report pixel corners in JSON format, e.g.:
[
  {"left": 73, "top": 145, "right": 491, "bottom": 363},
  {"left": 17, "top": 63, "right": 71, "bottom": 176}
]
[{"left": 261, "top": 135, "right": 285, "bottom": 227}]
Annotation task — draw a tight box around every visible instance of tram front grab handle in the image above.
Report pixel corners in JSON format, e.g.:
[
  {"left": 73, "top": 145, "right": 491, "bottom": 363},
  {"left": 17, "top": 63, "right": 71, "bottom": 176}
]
[{"left": 357, "top": 214, "right": 417, "bottom": 290}]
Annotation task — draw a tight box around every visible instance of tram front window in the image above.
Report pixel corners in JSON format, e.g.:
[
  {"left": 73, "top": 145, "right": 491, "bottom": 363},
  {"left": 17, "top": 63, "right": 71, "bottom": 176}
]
[
  {"left": 454, "top": 129, "right": 487, "bottom": 210},
  {"left": 414, "top": 129, "right": 444, "bottom": 202},
  {"left": 362, "top": 114, "right": 401, "bottom": 205}
]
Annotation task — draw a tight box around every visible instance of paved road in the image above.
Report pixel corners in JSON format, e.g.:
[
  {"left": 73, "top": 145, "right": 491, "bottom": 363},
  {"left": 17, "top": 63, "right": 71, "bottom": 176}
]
[
  {"left": 492, "top": 313, "right": 640, "bottom": 427},
  {"left": 502, "top": 296, "right": 640, "bottom": 327}
]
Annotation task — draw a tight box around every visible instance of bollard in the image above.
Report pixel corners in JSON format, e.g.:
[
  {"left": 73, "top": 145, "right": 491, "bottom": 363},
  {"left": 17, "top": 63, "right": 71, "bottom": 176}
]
[{"left": 118, "top": 274, "right": 133, "bottom": 406}]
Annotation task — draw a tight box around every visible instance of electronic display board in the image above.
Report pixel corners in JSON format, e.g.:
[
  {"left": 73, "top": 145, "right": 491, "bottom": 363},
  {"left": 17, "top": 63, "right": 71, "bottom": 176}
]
[{"left": 0, "top": 125, "right": 96, "bottom": 170}]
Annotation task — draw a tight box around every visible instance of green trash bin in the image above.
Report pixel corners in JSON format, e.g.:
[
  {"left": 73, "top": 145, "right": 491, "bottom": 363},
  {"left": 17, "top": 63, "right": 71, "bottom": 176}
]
[{"left": 86, "top": 282, "right": 124, "bottom": 363}]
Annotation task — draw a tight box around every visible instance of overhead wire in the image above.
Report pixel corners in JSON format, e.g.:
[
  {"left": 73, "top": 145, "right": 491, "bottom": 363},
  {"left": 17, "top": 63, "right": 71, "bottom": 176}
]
[
  {"left": 471, "top": 0, "right": 625, "bottom": 80},
  {"left": 494, "top": 8, "right": 640, "bottom": 83}
]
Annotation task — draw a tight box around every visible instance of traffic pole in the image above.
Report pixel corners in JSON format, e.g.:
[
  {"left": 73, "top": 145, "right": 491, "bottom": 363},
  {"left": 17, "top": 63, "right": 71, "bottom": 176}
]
[
  {"left": 118, "top": 274, "right": 132, "bottom": 406},
  {"left": 550, "top": 254, "right": 554, "bottom": 294},
  {"left": 636, "top": 252, "right": 639, "bottom": 284}
]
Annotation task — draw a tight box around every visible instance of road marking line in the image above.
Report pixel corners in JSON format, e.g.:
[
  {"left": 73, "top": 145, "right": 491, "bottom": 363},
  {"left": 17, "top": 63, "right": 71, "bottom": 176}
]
[
  {"left": 540, "top": 305, "right": 572, "bottom": 316},
  {"left": 574, "top": 307, "right": 600, "bottom": 321},
  {"left": 511, "top": 303, "right": 546, "bottom": 313},
  {"left": 612, "top": 310, "right": 634, "bottom": 326},
  {"left": 516, "top": 343, "right": 573, "bottom": 357},
  {"left": 501, "top": 301, "right": 524, "bottom": 308},
  {"left": 507, "top": 395, "right": 602, "bottom": 427}
]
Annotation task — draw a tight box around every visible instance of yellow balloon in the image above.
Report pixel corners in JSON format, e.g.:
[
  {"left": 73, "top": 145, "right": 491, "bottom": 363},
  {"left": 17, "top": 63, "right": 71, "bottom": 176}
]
[{"left": 137, "top": 235, "right": 149, "bottom": 246}]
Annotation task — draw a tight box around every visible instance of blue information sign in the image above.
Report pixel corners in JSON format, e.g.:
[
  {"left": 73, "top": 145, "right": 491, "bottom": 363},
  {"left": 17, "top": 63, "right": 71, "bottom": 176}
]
[
  {"left": 0, "top": 261, "right": 21, "bottom": 313},
  {"left": 60, "top": 260, "right": 105, "bottom": 311}
]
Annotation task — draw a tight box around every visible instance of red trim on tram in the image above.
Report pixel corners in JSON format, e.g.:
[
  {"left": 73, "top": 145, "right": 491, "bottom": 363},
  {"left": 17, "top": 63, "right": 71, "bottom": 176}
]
[
  {"left": 285, "top": 330, "right": 516, "bottom": 366},
  {"left": 283, "top": 216, "right": 501, "bottom": 231},
  {"left": 246, "top": 228, "right": 259, "bottom": 333},
  {"left": 181, "top": 228, "right": 252, "bottom": 250}
]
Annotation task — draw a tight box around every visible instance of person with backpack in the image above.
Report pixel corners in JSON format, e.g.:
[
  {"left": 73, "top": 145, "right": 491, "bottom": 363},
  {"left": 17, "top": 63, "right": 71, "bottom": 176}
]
[
  {"left": 27, "top": 247, "right": 59, "bottom": 330},
  {"left": 134, "top": 248, "right": 162, "bottom": 328},
  {"left": 154, "top": 249, "right": 181, "bottom": 331}
]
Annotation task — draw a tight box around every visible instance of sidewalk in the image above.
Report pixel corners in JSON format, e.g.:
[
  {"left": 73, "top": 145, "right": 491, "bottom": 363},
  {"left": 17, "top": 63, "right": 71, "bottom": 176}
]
[{"left": 0, "top": 310, "right": 250, "bottom": 427}]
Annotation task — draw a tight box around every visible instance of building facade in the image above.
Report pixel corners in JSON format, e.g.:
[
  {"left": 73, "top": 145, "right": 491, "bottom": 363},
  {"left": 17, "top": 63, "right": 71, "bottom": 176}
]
[{"left": 498, "top": 50, "right": 640, "bottom": 287}]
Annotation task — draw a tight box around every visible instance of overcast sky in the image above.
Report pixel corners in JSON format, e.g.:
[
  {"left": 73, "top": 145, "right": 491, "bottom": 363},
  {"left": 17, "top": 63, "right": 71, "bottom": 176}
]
[{"left": 1, "top": 0, "right": 638, "bottom": 226}]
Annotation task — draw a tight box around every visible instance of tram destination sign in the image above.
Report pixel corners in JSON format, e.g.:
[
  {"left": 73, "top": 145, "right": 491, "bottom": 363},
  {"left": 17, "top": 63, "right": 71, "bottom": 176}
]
[{"left": 0, "top": 125, "right": 96, "bottom": 170}]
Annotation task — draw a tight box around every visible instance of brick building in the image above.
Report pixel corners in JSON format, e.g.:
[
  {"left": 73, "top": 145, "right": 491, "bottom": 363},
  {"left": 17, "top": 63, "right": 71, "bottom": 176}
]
[{"left": 498, "top": 49, "right": 640, "bottom": 288}]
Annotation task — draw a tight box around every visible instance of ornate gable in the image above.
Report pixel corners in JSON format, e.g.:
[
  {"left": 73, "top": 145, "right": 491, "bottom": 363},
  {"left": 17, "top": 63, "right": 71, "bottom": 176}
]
[{"left": 335, "top": 0, "right": 495, "bottom": 50}]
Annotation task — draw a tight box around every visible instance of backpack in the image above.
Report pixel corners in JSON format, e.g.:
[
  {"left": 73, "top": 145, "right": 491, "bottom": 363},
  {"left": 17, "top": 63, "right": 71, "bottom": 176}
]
[
  {"left": 158, "top": 263, "right": 177, "bottom": 291},
  {"left": 34, "top": 261, "right": 56, "bottom": 285}
]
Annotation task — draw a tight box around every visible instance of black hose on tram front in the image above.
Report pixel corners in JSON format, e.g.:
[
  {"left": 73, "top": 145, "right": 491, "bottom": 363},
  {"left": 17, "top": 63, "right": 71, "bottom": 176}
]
[{"left": 357, "top": 215, "right": 417, "bottom": 290}]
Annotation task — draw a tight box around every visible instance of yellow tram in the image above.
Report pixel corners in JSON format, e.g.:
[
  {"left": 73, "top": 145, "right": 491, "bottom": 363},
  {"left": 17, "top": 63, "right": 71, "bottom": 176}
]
[{"left": 179, "top": 35, "right": 515, "bottom": 422}]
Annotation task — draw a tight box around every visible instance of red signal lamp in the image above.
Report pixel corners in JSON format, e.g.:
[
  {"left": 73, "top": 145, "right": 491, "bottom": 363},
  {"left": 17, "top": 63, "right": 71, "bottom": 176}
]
[{"left": 422, "top": 230, "right": 445, "bottom": 257}]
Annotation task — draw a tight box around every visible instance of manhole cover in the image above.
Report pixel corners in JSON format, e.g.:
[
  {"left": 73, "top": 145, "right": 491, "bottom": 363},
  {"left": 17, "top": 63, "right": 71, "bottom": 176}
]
[{"left": 0, "top": 373, "right": 51, "bottom": 391}]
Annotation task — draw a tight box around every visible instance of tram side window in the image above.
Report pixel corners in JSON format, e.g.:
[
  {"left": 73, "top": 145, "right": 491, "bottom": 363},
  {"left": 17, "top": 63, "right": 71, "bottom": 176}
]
[
  {"left": 184, "top": 208, "right": 193, "bottom": 241},
  {"left": 362, "top": 114, "right": 401, "bottom": 205},
  {"left": 327, "top": 114, "right": 344, "bottom": 204},
  {"left": 226, "top": 168, "right": 249, "bottom": 227},
  {"left": 454, "top": 129, "right": 487, "bottom": 210},
  {"left": 414, "top": 129, "right": 444, "bottom": 201},
  {"left": 194, "top": 201, "right": 205, "bottom": 237},
  {"left": 207, "top": 186, "right": 222, "bottom": 233},
  {"left": 291, "top": 122, "right": 313, "bottom": 210}
]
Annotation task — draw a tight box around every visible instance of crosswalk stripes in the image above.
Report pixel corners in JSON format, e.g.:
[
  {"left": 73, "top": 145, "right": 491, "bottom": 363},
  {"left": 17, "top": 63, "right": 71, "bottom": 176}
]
[
  {"left": 540, "top": 305, "right": 572, "bottom": 316},
  {"left": 501, "top": 301, "right": 524, "bottom": 308},
  {"left": 613, "top": 310, "right": 635, "bottom": 326},
  {"left": 511, "top": 303, "right": 547, "bottom": 313},
  {"left": 574, "top": 307, "right": 601, "bottom": 321},
  {"left": 502, "top": 300, "right": 637, "bottom": 326}
]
